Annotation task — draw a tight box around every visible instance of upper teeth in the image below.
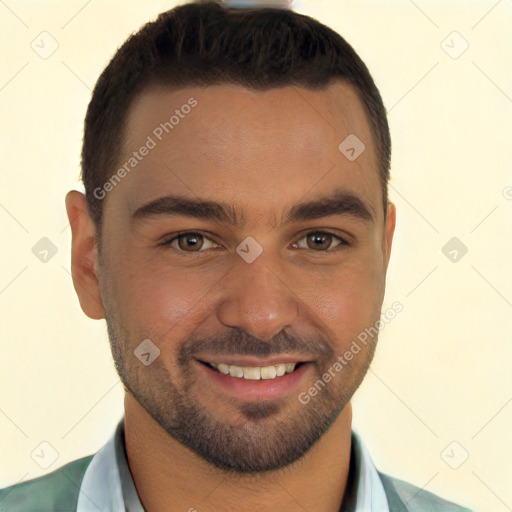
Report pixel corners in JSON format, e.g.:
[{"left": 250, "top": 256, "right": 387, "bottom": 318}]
[{"left": 210, "top": 362, "right": 297, "bottom": 380}]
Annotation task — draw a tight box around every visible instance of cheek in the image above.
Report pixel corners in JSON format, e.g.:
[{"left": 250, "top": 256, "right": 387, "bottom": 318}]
[
  {"left": 114, "top": 262, "right": 219, "bottom": 341},
  {"left": 300, "top": 257, "right": 384, "bottom": 341}
]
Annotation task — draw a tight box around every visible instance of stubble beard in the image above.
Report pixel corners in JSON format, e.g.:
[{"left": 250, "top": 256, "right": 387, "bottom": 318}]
[{"left": 105, "top": 316, "right": 377, "bottom": 474}]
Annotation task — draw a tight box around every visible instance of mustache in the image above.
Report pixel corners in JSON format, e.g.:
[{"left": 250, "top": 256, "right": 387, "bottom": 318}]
[{"left": 177, "top": 326, "right": 333, "bottom": 365}]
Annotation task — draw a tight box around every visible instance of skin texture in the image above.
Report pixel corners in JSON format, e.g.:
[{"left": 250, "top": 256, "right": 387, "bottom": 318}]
[{"left": 66, "top": 81, "right": 396, "bottom": 512}]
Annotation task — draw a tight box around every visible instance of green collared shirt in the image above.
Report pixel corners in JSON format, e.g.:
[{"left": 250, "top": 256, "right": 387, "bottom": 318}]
[{"left": 0, "top": 416, "right": 476, "bottom": 512}]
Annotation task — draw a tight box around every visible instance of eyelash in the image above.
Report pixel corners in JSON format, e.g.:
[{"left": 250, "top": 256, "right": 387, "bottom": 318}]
[{"left": 160, "top": 230, "right": 350, "bottom": 256}]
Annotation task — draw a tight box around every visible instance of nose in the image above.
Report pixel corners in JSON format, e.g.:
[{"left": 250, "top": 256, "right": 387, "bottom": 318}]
[{"left": 216, "top": 255, "right": 299, "bottom": 342}]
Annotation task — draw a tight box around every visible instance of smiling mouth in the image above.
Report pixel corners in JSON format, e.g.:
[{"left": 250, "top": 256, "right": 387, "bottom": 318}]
[{"left": 199, "top": 361, "right": 306, "bottom": 380}]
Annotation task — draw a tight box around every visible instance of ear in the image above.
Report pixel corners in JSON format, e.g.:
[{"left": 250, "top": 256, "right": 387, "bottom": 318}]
[
  {"left": 65, "top": 190, "right": 106, "bottom": 320},
  {"left": 383, "top": 201, "right": 396, "bottom": 272}
]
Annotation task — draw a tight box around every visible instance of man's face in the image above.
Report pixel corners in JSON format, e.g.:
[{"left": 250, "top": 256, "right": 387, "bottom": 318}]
[{"left": 92, "top": 82, "right": 395, "bottom": 473}]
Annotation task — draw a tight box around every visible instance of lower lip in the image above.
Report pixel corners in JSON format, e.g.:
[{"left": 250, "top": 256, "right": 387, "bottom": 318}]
[{"left": 196, "top": 361, "right": 312, "bottom": 400}]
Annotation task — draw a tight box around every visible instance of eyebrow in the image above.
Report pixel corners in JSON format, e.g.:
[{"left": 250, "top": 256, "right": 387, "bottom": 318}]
[{"left": 131, "top": 188, "right": 375, "bottom": 228}]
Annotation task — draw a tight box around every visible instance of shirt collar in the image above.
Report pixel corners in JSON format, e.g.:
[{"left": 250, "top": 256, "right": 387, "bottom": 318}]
[{"left": 77, "top": 416, "right": 389, "bottom": 512}]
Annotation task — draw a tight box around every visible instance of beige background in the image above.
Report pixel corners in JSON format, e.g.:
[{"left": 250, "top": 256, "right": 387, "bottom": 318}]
[{"left": 1, "top": 1, "right": 511, "bottom": 511}]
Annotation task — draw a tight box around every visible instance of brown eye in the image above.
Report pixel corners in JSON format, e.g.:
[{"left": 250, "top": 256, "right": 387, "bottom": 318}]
[
  {"left": 294, "top": 231, "right": 348, "bottom": 252},
  {"left": 177, "top": 233, "right": 203, "bottom": 251},
  {"left": 164, "top": 232, "right": 219, "bottom": 253},
  {"left": 307, "top": 233, "right": 332, "bottom": 251}
]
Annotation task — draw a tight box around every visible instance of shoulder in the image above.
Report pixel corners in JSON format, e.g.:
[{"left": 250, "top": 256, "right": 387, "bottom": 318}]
[
  {"left": 378, "top": 471, "right": 476, "bottom": 512},
  {"left": 0, "top": 455, "right": 94, "bottom": 512}
]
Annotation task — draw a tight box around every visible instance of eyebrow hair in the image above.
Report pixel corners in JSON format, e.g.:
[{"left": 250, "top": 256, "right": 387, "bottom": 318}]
[{"left": 131, "top": 188, "right": 375, "bottom": 228}]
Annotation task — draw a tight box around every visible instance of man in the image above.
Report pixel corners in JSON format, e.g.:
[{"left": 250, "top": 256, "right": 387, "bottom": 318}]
[{"left": 0, "top": 1, "right": 475, "bottom": 511}]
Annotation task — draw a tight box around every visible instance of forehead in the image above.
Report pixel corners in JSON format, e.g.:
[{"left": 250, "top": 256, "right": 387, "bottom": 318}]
[{"left": 108, "top": 81, "right": 381, "bottom": 226}]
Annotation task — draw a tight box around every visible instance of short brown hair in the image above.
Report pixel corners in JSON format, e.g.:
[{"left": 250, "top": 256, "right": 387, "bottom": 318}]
[{"left": 81, "top": 1, "right": 391, "bottom": 237}]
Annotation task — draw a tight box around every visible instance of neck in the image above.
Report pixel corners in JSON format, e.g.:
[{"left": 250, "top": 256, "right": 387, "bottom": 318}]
[{"left": 124, "top": 394, "right": 353, "bottom": 512}]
